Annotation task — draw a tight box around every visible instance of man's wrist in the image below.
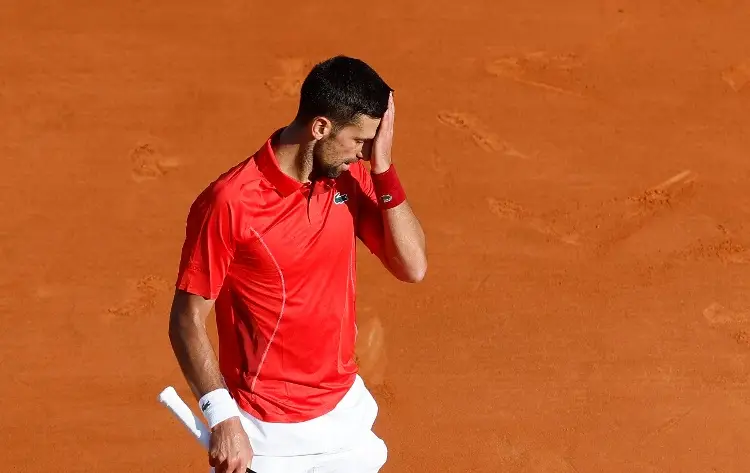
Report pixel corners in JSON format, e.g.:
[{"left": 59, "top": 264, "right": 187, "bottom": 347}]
[
  {"left": 198, "top": 388, "right": 241, "bottom": 429},
  {"left": 371, "top": 163, "right": 407, "bottom": 209},
  {"left": 370, "top": 159, "right": 392, "bottom": 175}
]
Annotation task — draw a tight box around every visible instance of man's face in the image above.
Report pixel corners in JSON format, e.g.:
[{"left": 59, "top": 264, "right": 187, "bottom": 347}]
[{"left": 313, "top": 114, "right": 381, "bottom": 178}]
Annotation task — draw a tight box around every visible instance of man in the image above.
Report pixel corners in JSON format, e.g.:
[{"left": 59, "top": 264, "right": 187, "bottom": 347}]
[{"left": 167, "top": 55, "right": 427, "bottom": 473}]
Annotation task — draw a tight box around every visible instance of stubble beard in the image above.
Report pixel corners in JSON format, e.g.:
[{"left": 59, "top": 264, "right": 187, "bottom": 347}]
[{"left": 311, "top": 139, "right": 342, "bottom": 179}]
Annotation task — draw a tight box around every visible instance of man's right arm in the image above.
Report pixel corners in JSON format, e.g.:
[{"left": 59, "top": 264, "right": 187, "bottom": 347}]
[
  {"left": 168, "top": 289, "right": 224, "bottom": 399},
  {"left": 170, "top": 189, "right": 236, "bottom": 400},
  {"left": 169, "top": 187, "right": 252, "bottom": 473},
  {"left": 168, "top": 288, "right": 253, "bottom": 473}
]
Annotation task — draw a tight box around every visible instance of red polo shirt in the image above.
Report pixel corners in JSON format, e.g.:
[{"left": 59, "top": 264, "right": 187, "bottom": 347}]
[{"left": 174, "top": 130, "right": 386, "bottom": 423}]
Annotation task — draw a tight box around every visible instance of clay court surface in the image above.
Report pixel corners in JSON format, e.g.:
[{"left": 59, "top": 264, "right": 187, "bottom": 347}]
[{"left": 3, "top": 1, "right": 750, "bottom": 471}]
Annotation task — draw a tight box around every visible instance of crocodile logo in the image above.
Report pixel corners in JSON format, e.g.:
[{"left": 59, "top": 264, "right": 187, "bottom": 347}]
[{"left": 333, "top": 192, "right": 349, "bottom": 204}]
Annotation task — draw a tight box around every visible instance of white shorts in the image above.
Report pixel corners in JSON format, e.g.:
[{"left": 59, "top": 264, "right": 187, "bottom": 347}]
[{"left": 210, "top": 375, "right": 387, "bottom": 473}]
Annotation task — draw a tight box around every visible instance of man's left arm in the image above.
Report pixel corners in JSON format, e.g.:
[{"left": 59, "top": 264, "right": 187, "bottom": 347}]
[
  {"left": 372, "top": 171, "right": 427, "bottom": 283},
  {"left": 358, "top": 92, "right": 427, "bottom": 283}
]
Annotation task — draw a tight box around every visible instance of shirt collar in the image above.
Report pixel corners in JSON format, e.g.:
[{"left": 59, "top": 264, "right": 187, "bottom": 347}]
[
  {"left": 255, "top": 128, "right": 336, "bottom": 197},
  {"left": 256, "top": 128, "right": 303, "bottom": 197}
]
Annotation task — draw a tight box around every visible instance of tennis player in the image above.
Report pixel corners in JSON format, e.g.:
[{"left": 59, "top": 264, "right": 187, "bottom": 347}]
[{"left": 168, "top": 55, "right": 427, "bottom": 473}]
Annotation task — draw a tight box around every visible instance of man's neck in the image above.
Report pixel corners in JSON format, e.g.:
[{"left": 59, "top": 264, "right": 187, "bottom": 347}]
[{"left": 274, "top": 123, "right": 314, "bottom": 183}]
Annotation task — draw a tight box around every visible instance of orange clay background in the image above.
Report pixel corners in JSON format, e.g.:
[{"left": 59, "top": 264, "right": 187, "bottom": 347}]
[{"left": 2, "top": 1, "right": 750, "bottom": 472}]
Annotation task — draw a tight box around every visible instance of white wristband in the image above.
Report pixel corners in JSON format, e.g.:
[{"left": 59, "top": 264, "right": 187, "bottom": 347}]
[{"left": 198, "top": 388, "right": 241, "bottom": 429}]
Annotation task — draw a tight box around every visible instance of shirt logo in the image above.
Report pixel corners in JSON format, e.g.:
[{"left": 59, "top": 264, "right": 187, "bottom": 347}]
[
  {"left": 380, "top": 194, "right": 393, "bottom": 203},
  {"left": 333, "top": 192, "right": 349, "bottom": 205}
]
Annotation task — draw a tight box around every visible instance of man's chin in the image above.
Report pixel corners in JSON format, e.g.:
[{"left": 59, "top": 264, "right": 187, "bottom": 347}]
[
  {"left": 322, "top": 168, "right": 341, "bottom": 179},
  {"left": 327, "top": 165, "right": 350, "bottom": 178}
]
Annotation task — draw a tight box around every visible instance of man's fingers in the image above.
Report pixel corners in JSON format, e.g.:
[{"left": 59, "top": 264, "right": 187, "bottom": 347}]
[
  {"left": 213, "top": 456, "right": 248, "bottom": 473},
  {"left": 386, "top": 93, "right": 395, "bottom": 129},
  {"left": 379, "top": 108, "right": 392, "bottom": 133},
  {"left": 209, "top": 449, "right": 233, "bottom": 473},
  {"left": 213, "top": 459, "right": 229, "bottom": 473},
  {"left": 228, "top": 458, "right": 248, "bottom": 473}
]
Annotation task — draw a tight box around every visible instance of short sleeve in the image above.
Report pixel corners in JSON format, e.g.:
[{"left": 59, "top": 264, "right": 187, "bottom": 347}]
[
  {"left": 175, "top": 187, "right": 237, "bottom": 300},
  {"left": 353, "top": 164, "right": 386, "bottom": 260}
]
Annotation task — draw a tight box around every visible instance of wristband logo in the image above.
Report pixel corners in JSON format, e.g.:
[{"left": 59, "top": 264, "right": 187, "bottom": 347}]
[
  {"left": 381, "top": 194, "right": 393, "bottom": 203},
  {"left": 333, "top": 192, "right": 349, "bottom": 205},
  {"left": 200, "top": 400, "right": 211, "bottom": 412}
]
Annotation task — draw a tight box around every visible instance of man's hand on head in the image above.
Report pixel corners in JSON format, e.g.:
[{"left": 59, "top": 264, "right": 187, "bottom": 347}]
[{"left": 368, "top": 92, "right": 395, "bottom": 175}]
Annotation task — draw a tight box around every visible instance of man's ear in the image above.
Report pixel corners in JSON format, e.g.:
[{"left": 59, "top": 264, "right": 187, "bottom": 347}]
[{"left": 311, "top": 117, "right": 333, "bottom": 140}]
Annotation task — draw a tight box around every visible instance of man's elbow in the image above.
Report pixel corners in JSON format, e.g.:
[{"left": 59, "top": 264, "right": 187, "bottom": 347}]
[
  {"left": 168, "top": 312, "right": 188, "bottom": 346},
  {"left": 168, "top": 295, "right": 206, "bottom": 342},
  {"left": 403, "top": 268, "right": 426, "bottom": 283},
  {"left": 399, "top": 259, "right": 427, "bottom": 283},
  {"left": 383, "top": 247, "right": 427, "bottom": 283}
]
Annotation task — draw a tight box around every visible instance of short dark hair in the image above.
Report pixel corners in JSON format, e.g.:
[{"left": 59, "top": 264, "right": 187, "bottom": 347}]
[{"left": 294, "top": 55, "right": 393, "bottom": 127}]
